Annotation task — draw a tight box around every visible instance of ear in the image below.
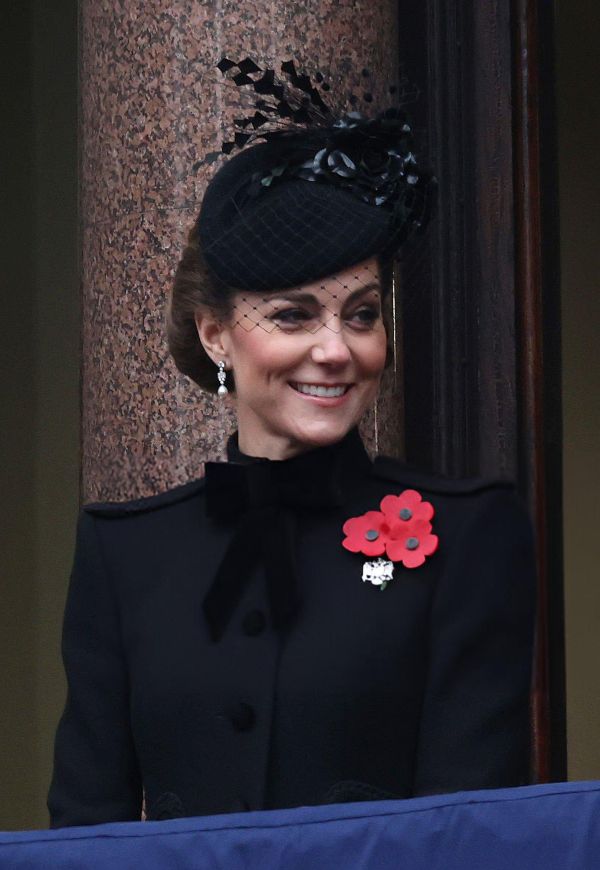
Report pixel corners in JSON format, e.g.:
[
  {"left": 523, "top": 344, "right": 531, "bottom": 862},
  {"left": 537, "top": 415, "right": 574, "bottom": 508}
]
[{"left": 194, "top": 307, "right": 231, "bottom": 367}]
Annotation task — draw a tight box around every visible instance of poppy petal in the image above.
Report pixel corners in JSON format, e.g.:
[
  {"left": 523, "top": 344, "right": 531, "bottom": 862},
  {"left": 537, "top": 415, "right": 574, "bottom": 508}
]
[
  {"left": 385, "top": 538, "right": 407, "bottom": 561},
  {"left": 402, "top": 550, "right": 426, "bottom": 569},
  {"left": 401, "top": 489, "right": 423, "bottom": 508},
  {"left": 411, "top": 517, "right": 433, "bottom": 536},
  {"left": 342, "top": 537, "right": 363, "bottom": 553},
  {"left": 380, "top": 494, "right": 401, "bottom": 515},
  {"left": 362, "top": 539, "right": 388, "bottom": 557},
  {"left": 421, "top": 534, "right": 439, "bottom": 555},
  {"left": 414, "top": 501, "right": 434, "bottom": 522}
]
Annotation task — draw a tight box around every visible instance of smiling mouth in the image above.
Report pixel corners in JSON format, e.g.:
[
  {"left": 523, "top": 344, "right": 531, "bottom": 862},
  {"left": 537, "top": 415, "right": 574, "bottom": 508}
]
[{"left": 290, "top": 382, "right": 352, "bottom": 398}]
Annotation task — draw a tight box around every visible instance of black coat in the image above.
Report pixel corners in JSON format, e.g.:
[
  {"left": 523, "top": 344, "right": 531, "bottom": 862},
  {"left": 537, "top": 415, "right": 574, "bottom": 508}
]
[{"left": 48, "top": 430, "right": 536, "bottom": 827}]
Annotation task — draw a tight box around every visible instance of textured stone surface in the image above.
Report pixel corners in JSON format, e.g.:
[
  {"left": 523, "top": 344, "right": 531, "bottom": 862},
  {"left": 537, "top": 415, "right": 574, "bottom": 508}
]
[{"left": 81, "top": 0, "right": 401, "bottom": 501}]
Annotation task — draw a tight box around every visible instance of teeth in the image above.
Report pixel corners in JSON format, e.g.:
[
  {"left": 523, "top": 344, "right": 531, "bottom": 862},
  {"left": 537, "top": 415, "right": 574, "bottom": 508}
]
[{"left": 293, "top": 383, "right": 348, "bottom": 398}]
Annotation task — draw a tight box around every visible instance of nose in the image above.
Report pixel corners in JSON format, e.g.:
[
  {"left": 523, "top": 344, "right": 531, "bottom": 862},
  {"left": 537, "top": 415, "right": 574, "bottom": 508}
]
[{"left": 310, "top": 319, "right": 352, "bottom": 366}]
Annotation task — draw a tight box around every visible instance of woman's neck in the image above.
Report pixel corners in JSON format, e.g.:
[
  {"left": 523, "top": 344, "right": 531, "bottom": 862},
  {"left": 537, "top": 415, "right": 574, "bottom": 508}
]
[
  {"left": 236, "top": 418, "right": 355, "bottom": 461},
  {"left": 236, "top": 427, "right": 312, "bottom": 461}
]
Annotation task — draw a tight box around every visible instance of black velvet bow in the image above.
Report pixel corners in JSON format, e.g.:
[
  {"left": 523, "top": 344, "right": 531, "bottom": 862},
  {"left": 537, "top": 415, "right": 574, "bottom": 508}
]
[
  {"left": 202, "top": 449, "right": 345, "bottom": 642},
  {"left": 204, "top": 458, "right": 342, "bottom": 520}
]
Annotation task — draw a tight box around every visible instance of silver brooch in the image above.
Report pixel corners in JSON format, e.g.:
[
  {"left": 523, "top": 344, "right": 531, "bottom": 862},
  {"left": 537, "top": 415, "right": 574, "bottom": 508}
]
[{"left": 362, "top": 558, "right": 395, "bottom": 591}]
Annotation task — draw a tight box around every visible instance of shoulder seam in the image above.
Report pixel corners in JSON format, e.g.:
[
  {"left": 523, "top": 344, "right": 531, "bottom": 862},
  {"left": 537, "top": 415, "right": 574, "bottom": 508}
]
[
  {"left": 372, "top": 456, "right": 515, "bottom": 495},
  {"left": 83, "top": 478, "right": 205, "bottom": 517}
]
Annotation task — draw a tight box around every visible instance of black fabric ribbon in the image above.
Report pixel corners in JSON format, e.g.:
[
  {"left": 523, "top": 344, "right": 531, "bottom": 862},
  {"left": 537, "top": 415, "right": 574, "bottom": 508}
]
[
  {"left": 204, "top": 455, "right": 342, "bottom": 520},
  {"left": 202, "top": 434, "right": 366, "bottom": 642}
]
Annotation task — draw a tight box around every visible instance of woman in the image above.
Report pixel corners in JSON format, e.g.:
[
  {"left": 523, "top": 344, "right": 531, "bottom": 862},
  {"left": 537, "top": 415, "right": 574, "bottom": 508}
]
[{"left": 48, "top": 61, "right": 535, "bottom": 826}]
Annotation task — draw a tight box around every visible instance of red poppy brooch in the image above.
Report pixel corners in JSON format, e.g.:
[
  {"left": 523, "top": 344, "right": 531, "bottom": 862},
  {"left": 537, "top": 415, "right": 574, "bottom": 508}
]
[{"left": 342, "top": 489, "right": 439, "bottom": 590}]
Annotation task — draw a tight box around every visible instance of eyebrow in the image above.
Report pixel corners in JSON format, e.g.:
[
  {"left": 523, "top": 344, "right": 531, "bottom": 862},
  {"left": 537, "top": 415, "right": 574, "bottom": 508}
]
[{"left": 260, "top": 281, "right": 382, "bottom": 306}]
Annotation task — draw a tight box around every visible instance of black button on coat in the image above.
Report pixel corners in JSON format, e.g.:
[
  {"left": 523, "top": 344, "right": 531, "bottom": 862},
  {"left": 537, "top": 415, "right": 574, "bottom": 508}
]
[
  {"left": 48, "top": 430, "right": 536, "bottom": 827},
  {"left": 242, "top": 610, "right": 267, "bottom": 637}
]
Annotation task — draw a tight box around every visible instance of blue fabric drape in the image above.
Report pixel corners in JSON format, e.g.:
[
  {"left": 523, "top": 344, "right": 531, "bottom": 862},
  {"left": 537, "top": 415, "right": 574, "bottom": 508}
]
[{"left": 2, "top": 781, "right": 599, "bottom": 869}]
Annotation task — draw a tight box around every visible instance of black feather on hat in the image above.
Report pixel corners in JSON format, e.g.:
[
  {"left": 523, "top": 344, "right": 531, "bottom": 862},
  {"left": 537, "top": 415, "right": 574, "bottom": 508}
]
[{"left": 196, "top": 59, "right": 436, "bottom": 293}]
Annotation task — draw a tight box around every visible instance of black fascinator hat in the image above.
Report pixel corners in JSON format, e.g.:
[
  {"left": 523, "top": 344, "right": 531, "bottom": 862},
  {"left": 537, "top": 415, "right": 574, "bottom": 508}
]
[{"left": 196, "top": 58, "right": 436, "bottom": 293}]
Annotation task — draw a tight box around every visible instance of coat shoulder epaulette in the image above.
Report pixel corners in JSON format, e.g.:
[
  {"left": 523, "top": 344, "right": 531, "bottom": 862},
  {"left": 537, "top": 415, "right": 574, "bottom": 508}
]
[
  {"left": 83, "top": 478, "right": 205, "bottom": 518},
  {"left": 372, "top": 455, "right": 516, "bottom": 496}
]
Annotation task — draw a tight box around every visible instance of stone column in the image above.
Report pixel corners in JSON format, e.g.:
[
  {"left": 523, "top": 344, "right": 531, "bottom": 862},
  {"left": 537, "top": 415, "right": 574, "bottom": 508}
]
[{"left": 81, "top": 0, "right": 400, "bottom": 501}]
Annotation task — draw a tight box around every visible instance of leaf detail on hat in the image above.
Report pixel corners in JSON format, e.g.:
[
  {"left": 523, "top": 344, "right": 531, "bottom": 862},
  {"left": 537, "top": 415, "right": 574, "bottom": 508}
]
[
  {"left": 217, "top": 57, "right": 237, "bottom": 74},
  {"left": 237, "top": 57, "right": 262, "bottom": 75},
  {"left": 214, "top": 57, "right": 334, "bottom": 150},
  {"left": 198, "top": 56, "right": 437, "bottom": 250}
]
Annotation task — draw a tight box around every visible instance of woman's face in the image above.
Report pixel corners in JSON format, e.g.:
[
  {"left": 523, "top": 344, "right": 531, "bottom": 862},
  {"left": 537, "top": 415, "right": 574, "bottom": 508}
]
[{"left": 203, "top": 256, "right": 388, "bottom": 459}]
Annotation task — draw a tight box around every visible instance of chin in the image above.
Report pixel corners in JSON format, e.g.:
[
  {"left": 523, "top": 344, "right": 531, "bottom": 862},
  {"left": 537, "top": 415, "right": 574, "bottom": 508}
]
[{"left": 287, "top": 418, "right": 357, "bottom": 450}]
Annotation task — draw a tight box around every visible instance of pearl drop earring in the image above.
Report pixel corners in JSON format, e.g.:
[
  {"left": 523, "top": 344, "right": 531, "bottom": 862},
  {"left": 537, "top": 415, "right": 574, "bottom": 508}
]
[{"left": 217, "top": 360, "right": 229, "bottom": 397}]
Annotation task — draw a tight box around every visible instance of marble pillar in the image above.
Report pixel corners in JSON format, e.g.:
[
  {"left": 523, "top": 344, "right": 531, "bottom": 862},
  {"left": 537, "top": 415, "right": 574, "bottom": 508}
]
[{"left": 81, "top": 0, "right": 401, "bottom": 501}]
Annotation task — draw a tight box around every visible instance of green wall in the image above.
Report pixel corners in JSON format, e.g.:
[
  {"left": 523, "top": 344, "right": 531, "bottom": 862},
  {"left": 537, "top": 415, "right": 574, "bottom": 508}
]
[
  {"left": 1, "top": 3, "right": 38, "bottom": 827},
  {"left": 0, "top": 0, "right": 79, "bottom": 830},
  {"left": 557, "top": 0, "right": 600, "bottom": 780}
]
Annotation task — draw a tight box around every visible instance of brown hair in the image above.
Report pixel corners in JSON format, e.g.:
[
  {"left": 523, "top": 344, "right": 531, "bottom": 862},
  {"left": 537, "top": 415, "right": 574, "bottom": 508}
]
[
  {"left": 166, "top": 226, "right": 395, "bottom": 394},
  {"left": 166, "top": 226, "right": 234, "bottom": 393}
]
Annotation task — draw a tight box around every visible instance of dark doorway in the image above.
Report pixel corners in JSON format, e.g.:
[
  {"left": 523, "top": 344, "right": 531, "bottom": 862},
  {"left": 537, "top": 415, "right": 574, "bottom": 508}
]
[{"left": 396, "top": 0, "right": 565, "bottom": 781}]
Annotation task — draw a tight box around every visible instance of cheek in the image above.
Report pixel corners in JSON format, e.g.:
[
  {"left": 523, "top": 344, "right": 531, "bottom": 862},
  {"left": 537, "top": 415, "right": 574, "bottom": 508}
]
[
  {"left": 354, "top": 330, "right": 388, "bottom": 377},
  {"left": 228, "top": 328, "right": 266, "bottom": 369},
  {"left": 228, "top": 329, "right": 302, "bottom": 383}
]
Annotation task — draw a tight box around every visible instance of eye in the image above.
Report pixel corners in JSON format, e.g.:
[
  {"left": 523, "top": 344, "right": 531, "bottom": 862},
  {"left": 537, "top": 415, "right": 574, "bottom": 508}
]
[
  {"left": 347, "top": 305, "right": 381, "bottom": 328},
  {"left": 269, "top": 307, "right": 314, "bottom": 329}
]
